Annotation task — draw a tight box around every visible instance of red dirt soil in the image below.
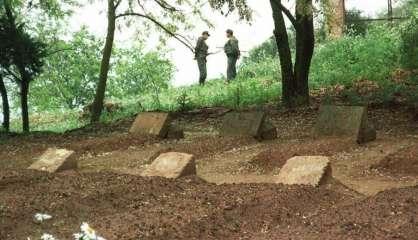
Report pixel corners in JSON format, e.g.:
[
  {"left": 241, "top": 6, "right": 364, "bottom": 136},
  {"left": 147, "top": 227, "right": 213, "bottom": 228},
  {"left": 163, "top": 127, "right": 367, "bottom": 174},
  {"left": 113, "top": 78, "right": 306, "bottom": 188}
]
[
  {"left": 248, "top": 138, "right": 357, "bottom": 172},
  {"left": 374, "top": 143, "right": 418, "bottom": 177},
  {"left": 0, "top": 170, "right": 417, "bottom": 240}
]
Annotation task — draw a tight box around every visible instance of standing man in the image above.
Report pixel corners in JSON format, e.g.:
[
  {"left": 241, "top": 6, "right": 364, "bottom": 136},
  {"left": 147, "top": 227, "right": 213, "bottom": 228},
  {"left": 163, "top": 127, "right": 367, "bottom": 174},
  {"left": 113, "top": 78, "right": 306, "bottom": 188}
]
[
  {"left": 224, "top": 29, "right": 240, "bottom": 82},
  {"left": 195, "top": 31, "right": 210, "bottom": 85}
]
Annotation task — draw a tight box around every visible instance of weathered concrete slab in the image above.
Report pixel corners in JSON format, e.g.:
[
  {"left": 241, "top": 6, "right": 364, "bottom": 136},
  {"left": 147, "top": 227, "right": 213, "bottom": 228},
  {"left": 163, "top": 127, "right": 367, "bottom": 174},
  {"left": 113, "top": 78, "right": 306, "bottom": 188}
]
[
  {"left": 167, "top": 125, "right": 184, "bottom": 140},
  {"left": 314, "top": 105, "right": 376, "bottom": 143},
  {"left": 28, "top": 148, "right": 77, "bottom": 173},
  {"left": 220, "top": 112, "right": 266, "bottom": 138},
  {"left": 276, "top": 156, "right": 331, "bottom": 187},
  {"left": 258, "top": 120, "right": 278, "bottom": 140},
  {"left": 129, "top": 112, "right": 171, "bottom": 138},
  {"left": 142, "top": 152, "right": 196, "bottom": 179}
]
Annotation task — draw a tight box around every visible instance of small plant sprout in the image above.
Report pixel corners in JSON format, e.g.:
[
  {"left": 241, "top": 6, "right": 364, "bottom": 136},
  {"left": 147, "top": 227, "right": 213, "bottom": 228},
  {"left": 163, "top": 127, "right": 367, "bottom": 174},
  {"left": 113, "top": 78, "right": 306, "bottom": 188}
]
[
  {"left": 73, "top": 222, "right": 106, "bottom": 240},
  {"left": 34, "top": 213, "right": 53, "bottom": 223}
]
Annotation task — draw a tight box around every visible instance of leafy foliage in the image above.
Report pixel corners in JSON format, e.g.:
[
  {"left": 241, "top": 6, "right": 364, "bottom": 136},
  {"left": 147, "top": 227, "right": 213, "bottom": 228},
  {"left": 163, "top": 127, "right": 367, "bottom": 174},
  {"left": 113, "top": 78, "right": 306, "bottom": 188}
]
[
  {"left": 400, "top": 13, "right": 418, "bottom": 70},
  {"left": 345, "top": 9, "right": 369, "bottom": 36},
  {"left": 31, "top": 28, "right": 102, "bottom": 110}
]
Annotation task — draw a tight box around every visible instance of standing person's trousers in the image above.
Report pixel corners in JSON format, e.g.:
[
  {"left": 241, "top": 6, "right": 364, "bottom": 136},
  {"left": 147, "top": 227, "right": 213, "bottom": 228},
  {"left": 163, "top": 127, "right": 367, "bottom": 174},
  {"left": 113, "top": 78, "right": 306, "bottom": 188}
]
[
  {"left": 227, "top": 56, "right": 238, "bottom": 81},
  {"left": 197, "top": 58, "right": 207, "bottom": 85}
]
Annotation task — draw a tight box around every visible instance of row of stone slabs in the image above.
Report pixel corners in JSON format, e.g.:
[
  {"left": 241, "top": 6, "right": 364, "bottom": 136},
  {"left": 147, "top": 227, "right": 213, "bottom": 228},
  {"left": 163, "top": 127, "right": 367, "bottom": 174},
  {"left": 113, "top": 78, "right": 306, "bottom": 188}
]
[
  {"left": 128, "top": 105, "right": 376, "bottom": 143},
  {"left": 28, "top": 105, "right": 375, "bottom": 187},
  {"left": 29, "top": 150, "right": 331, "bottom": 187}
]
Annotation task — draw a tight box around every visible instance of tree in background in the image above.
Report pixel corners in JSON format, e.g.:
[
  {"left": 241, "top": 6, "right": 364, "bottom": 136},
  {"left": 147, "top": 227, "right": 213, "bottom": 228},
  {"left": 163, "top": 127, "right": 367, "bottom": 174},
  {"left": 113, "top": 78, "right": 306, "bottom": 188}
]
[
  {"left": 90, "top": 0, "right": 208, "bottom": 123},
  {"left": 345, "top": 9, "right": 368, "bottom": 36},
  {"left": 31, "top": 28, "right": 102, "bottom": 110},
  {"left": 321, "top": 0, "right": 345, "bottom": 39},
  {"left": 109, "top": 46, "right": 174, "bottom": 102},
  {"left": 0, "top": 72, "right": 10, "bottom": 132},
  {"left": 210, "top": 0, "right": 315, "bottom": 107},
  {"left": 0, "top": 1, "right": 47, "bottom": 132}
]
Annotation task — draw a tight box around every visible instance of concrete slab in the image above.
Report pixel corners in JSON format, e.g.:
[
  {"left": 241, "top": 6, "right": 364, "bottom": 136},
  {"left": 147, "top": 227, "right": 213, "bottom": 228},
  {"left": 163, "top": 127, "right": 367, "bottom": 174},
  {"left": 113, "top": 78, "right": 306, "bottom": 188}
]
[
  {"left": 276, "top": 156, "right": 331, "bottom": 187},
  {"left": 142, "top": 152, "right": 196, "bottom": 179},
  {"left": 28, "top": 148, "right": 77, "bottom": 173},
  {"left": 167, "top": 125, "right": 184, "bottom": 140},
  {"left": 220, "top": 112, "right": 266, "bottom": 138},
  {"left": 259, "top": 120, "right": 278, "bottom": 140},
  {"left": 129, "top": 112, "right": 171, "bottom": 138},
  {"left": 314, "top": 105, "right": 376, "bottom": 143}
]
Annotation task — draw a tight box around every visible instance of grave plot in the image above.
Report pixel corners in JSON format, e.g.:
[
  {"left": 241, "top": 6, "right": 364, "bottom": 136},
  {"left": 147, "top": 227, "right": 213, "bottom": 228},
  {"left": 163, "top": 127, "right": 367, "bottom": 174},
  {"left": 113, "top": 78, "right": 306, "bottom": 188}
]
[
  {"left": 276, "top": 156, "right": 332, "bottom": 187},
  {"left": 142, "top": 152, "right": 196, "bottom": 179},
  {"left": 28, "top": 148, "right": 77, "bottom": 173},
  {"left": 314, "top": 105, "right": 376, "bottom": 143},
  {"left": 220, "top": 112, "right": 277, "bottom": 140},
  {"left": 130, "top": 112, "right": 184, "bottom": 139}
]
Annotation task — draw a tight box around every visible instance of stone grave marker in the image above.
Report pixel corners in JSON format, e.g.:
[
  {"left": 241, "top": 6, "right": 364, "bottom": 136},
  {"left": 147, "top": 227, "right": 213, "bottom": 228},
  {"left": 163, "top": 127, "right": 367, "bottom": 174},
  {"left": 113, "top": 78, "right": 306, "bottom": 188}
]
[
  {"left": 129, "top": 112, "right": 171, "bottom": 138},
  {"left": 28, "top": 148, "right": 77, "bottom": 173},
  {"left": 314, "top": 105, "right": 376, "bottom": 143},
  {"left": 142, "top": 152, "right": 196, "bottom": 179},
  {"left": 276, "top": 156, "right": 331, "bottom": 187},
  {"left": 220, "top": 112, "right": 277, "bottom": 140}
]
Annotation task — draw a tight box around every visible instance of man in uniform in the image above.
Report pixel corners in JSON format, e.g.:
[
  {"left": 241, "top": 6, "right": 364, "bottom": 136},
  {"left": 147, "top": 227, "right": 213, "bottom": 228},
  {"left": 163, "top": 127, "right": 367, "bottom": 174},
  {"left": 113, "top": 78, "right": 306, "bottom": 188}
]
[
  {"left": 194, "top": 31, "right": 210, "bottom": 85},
  {"left": 224, "top": 29, "right": 240, "bottom": 82}
]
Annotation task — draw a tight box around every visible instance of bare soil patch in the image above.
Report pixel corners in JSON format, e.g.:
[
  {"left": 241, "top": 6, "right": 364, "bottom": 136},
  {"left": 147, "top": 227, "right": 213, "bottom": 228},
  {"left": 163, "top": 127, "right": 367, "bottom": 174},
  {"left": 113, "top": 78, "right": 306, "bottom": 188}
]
[
  {"left": 248, "top": 138, "right": 357, "bottom": 173},
  {"left": 374, "top": 144, "right": 418, "bottom": 177},
  {"left": 0, "top": 170, "right": 416, "bottom": 240}
]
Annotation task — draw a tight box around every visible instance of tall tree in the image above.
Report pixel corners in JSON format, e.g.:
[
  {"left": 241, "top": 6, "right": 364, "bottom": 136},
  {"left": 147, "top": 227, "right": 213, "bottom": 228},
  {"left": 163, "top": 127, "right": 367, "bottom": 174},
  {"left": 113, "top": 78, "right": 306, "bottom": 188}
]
[
  {"left": 90, "top": 0, "right": 206, "bottom": 123},
  {"left": 210, "top": 0, "right": 315, "bottom": 107},
  {"left": 0, "top": 73, "right": 10, "bottom": 132},
  {"left": 0, "top": 0, "right": 47, "bottom": 132}
]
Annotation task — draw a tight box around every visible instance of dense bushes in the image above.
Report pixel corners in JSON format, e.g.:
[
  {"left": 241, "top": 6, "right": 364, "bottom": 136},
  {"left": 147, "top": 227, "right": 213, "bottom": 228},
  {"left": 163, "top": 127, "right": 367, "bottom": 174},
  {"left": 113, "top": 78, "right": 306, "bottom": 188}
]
[{"left": 400, "top": 14, "right": 418, "bottom": 70}]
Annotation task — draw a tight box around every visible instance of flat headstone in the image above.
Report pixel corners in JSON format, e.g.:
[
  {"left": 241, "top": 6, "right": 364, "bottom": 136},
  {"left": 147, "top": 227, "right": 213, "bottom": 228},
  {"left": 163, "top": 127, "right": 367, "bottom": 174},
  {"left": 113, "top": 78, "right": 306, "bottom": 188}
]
[
  {"left": 314, "top": 105, "right": 376, "bottom": 143},
  {"left": 28, "top": 148, "right": 77, "bottom": 173},
  {"left": 276, "top": 156, "right": 331, "bottom": 187},
  {"left": 220, "top": 112, "right": 266, "bottom": 138},
  {"left": 129, "top": 112, "right": 171, "bottom": 138},
  {"left": 142, "top": 152, "right": 196, "bottom": 179},
  {"left": 259, "top": 120, "right": 278, "bottom": 140},
  {"left": 167, "top": 125, "right": 185, "bottom": 140}
]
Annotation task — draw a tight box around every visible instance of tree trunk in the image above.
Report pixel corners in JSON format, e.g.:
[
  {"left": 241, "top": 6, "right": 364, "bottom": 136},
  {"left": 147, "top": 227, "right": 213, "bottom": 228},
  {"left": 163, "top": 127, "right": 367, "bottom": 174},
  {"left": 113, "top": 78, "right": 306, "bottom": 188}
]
[
  {"left": 91, "top": 0, "right": 116, "bottom": 123},
  {"left": 20, "top": 79, "right": 30, "bottom": 132},
  {"left": 270, "top": 0, "right": 297, "bottom": 107},
  {"left": 325, "top": 0, "right": 345, "bottom": 39},
  {"left": 0, "top": 75, "right": 10, "bottom": 132},
  {"left": 294, "top": 0, "right": 314, "bottom": 106}
]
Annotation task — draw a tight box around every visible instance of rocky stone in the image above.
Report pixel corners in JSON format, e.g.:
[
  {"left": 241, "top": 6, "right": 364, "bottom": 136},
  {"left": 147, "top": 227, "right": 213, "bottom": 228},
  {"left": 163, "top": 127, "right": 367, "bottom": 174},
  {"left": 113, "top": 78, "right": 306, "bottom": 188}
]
[
  {"left": 259, "top": 120, "right": 278, "bottom": 141},
  {"left": 142, "top": 152, "right": 196, "bottom": 179},
  {"left": 167, "top": 125, "right": 185, "bottom": 140},
  {"left": 129, "top": 112, "right": 171, "bottom": 138},
  {"left": 314, "top": 105, "right": 376, "bottom": 143},
  {"left": 28, "top": 148, "right": 77, "bottom": 173},
  {"left": 220, "top": 112, "right": 266, "bottom": 138},
  {"left": 276, "top": 156, "right": 331, "bottom": 187}
]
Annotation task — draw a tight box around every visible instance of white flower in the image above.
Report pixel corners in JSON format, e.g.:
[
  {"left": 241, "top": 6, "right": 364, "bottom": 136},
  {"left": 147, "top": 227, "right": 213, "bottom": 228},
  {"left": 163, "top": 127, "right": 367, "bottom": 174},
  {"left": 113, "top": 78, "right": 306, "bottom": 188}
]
[
  {"left": 34, "top": 213, "right": 53, "bottom": 223},
  {"left": 74, "top": 223, "right": 106, "bottom": 240},
  {"left": 40, "top": 233, "right": 57, "bottom": 240}
]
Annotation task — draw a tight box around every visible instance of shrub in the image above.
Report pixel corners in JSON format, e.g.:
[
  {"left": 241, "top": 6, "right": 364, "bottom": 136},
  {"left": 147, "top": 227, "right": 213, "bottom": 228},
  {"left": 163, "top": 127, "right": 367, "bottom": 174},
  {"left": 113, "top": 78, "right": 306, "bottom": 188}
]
[{"left": 400, "top": 13, "right": 418, "bottom": 70}]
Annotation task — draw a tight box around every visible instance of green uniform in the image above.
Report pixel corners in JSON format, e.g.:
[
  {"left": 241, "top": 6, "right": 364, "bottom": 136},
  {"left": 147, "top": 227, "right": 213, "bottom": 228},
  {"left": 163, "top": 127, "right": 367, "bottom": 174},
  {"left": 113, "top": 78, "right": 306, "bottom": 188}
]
[
  {"left": 195, "top": 37, "right": 209, "bottom": 85},
  {"left": 224, "top": 36, "right": 240, "bottom": 81}
]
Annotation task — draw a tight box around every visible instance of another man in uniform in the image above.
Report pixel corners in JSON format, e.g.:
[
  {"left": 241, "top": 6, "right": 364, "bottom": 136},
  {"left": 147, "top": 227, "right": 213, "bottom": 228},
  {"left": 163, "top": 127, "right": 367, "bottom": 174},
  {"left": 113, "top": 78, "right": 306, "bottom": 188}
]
[
  {"left": 194, "top": 31, "right": 210, "bottom": 85},
  {"left": 224, "top": 29, "right": 240, "bottom": 82}
]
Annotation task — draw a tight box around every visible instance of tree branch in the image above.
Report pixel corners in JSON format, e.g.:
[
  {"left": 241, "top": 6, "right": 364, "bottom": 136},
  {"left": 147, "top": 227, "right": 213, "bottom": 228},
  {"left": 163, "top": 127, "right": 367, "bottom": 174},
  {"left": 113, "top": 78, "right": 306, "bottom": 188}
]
[
  {"left": 154, "top": 0, "right": 181, "bottom": 12},
  {"left": 116, "top": 12, "right": 195, "bottom": 53},
  {"left": 274, "top": 0, "right": 297, "bottom": 28}
]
